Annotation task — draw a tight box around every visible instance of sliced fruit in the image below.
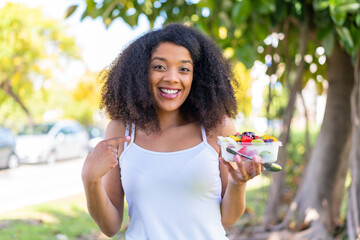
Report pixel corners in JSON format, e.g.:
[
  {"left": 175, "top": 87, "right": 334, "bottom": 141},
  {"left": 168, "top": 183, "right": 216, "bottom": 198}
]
[
  {"left": 242, "top": 131, "right": 256, "bottom": 139},
  {"left": 241, "top": 136, "right": 253, "bottom": 142},
  {"left": 251, "top": 139, "right": 264, "bottom": 144}
]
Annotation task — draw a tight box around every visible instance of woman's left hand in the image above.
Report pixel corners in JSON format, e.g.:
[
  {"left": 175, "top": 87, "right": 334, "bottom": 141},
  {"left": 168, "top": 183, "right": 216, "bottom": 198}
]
[{"left": 220, "top": 154, "right": 264, "bottom": 185}]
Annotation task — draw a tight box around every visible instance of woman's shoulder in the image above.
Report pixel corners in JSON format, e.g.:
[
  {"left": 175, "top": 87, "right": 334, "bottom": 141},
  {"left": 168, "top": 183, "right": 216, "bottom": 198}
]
[
  {"left": 205, "top": 116, "right": 235, "bottom": 152},
  {"left": 208, "top": 116, "right": 235, "bottom": 138},
  {"left": 105, "top": 119, "right": 127, "bottom": 139}
]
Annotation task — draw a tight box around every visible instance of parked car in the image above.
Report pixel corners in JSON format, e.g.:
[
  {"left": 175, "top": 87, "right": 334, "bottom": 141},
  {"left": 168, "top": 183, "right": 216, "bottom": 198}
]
[
  {"left": 16, "top": 120, "right": 89, "bottom": 164},
  {"left": 0, "top": 127, "right": 20, "bottom": 169},
  {"left": 86, "top": 126, "right": 105, "bottom": 152}
]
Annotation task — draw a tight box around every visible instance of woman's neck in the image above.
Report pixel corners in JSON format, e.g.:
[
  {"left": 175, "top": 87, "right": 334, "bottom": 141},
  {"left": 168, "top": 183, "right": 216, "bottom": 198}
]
[{"left": 157, "top": 110, "right": 187, "bottom": 132}]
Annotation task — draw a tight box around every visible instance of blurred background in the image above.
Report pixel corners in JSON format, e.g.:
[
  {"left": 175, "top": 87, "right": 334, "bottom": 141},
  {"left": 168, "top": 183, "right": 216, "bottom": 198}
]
[{"left": 0, "top": 0, "right": 359, "bottom": 239}]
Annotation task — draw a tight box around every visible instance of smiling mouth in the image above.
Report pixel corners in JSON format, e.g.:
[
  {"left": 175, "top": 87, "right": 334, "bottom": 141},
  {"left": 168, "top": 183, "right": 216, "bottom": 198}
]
[{"left": 159, "top": 88, "right": 180, "bottom": 95}]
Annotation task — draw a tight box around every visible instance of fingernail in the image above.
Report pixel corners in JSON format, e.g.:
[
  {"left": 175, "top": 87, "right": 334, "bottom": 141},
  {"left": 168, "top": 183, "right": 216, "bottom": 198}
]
[{"left": 125, "top": 136, "right": 131, "bottom": 140}]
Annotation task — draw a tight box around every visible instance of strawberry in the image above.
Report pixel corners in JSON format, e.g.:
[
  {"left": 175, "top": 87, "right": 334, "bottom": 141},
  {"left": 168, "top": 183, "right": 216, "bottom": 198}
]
[{"left": 241, "top": 135, "right": 253, "bottom": 142}]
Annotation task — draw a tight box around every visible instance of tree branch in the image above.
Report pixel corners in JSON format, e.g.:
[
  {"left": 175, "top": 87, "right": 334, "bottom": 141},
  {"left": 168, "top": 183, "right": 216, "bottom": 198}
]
[{"left": 2, "top": 81, "right": 33, "bottom": 124}]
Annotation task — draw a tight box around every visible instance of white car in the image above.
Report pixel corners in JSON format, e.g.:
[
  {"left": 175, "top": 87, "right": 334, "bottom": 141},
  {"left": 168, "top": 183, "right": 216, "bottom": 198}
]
[
  {"left": 16, "top": 120, "right": 89, "bottom": 164},
  {"left": 0, "top": 127, "right": 20, "bottom": 169}
]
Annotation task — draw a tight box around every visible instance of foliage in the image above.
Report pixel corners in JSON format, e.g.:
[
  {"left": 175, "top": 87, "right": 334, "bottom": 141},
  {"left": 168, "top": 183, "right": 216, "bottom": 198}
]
[
  {"left": 261, "top": 82, "right": 288, "bottom": 120},
  {"left": 70, "top": 70, "right": 102, "bottom": 126},
  {"left": 68, "top": 0, "right": 360, "bottom": 95},
  {"left": 285, "top": 125, "right": 320, "bottom": 193},
  {"left": 0, "top": 79, "right": 100, "bottom": 132},
  {"left": 232, "top": 62, "right": 253, "bottom": 117},
  {"left": 0, "top": 2, "right": 79, "bottom": 122}
]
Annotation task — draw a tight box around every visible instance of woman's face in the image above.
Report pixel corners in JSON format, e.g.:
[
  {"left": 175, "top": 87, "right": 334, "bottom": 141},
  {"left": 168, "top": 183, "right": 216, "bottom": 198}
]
[{"left": 148, "top": 42, "right": 193, "bottom": 114}]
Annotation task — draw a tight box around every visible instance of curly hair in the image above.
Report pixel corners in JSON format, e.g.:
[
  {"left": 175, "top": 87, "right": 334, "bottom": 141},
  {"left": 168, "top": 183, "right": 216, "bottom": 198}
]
[{"left": 100, "top": 23, "right": 238, "bottom": 133}]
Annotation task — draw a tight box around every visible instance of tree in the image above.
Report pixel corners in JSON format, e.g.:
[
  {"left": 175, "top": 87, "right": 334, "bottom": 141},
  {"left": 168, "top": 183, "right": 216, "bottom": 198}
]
[
  {"left": 70, "top": 70, "right": 102, "bottom": 126},
  {"left": 0, "top": 3, "right": 79, "bottom": 124},
  {"left": 68, "top": 0, "right": 360, "bottom": 238}
]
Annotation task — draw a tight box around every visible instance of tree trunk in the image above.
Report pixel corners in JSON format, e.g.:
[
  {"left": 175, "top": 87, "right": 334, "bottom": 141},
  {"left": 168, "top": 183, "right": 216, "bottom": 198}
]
[
  {"left": 293, "top": 41, "right": 354, "bottom": 236},
  {"left": 346, "top": 52, "right": 360, "bottom": 239},
  {"left": 263, "top": 18, "right": 308, "bottom": 228}
]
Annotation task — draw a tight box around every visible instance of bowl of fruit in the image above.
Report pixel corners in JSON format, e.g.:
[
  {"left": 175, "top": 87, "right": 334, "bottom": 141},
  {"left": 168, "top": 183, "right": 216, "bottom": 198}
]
[{"left": 218, "top": 132, "right": 282, "bottom": 171}]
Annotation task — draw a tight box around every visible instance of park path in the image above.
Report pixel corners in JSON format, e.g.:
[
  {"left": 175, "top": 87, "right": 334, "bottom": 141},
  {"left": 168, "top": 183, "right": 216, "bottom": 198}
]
[{"left": 0, "top": 158, "right": 84, "bottom": 214}]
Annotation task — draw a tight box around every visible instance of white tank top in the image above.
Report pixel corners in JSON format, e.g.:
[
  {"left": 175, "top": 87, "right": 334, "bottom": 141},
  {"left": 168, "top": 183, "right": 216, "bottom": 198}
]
[{"left": 119, "top": 123, "right": 228, "bottom": 240}]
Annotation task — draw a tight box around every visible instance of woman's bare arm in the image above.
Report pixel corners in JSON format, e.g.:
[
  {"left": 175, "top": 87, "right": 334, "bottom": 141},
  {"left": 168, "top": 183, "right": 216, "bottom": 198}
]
[
  {"left": 210, "top": 117, "right": 263, "bottom": 229},
  {"left": 82, "top": 120, "right": 129, "bottom": 236}
]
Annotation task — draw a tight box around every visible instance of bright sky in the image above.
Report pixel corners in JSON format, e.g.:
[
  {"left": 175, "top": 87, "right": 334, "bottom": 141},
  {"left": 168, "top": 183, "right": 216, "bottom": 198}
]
[{"left": 4, "top": 0, "right": 151, "bottom": 84}]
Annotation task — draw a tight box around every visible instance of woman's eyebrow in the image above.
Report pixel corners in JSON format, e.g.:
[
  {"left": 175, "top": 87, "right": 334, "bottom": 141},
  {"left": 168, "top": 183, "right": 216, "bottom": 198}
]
[
  {"left": 181, "top": 60, "right": 193, "bottom": 64},
  {"left": 151, "top": 57, "right": 166, "bottom": 62},
  {"left": 150, "top": 57, "right": 193, "bottom": 64}
]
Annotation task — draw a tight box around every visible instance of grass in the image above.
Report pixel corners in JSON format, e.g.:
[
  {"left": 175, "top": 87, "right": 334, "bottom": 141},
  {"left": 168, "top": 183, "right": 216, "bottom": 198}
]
[
  {"left": 0, "top": 194, "right": 129, "bottom": 240},
  {"left": 0, "top": 176, "right": 270, "bottom": 240}
]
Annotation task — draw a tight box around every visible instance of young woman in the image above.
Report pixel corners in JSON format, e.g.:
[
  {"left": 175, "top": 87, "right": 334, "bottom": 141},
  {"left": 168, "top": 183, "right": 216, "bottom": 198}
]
[{"left": 81, "top": 23, "right": 264, "bottom": 239}]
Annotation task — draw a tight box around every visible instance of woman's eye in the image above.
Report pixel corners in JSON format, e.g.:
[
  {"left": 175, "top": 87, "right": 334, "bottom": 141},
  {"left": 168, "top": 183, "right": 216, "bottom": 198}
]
[
  {"left": 153, "top": 65, "right": 166, "bottom": 70},
  {"left": 180, "top": 67, "right": 190, "bottom": 72}
]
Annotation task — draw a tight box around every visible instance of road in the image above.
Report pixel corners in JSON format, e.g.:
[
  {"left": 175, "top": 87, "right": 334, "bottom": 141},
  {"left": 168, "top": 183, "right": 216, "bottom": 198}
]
[{"left": 0, "top": 157, "right": 85, "bottom": 214}]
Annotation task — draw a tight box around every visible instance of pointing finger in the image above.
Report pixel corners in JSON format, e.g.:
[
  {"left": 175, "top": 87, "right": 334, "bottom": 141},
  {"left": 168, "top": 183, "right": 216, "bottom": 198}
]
[{"left": 107, "top": 136, "right": 131, "bottom": 146}]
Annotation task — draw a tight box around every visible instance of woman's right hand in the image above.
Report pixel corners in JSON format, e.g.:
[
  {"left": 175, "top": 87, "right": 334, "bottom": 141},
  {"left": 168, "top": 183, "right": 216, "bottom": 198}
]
[{"left": 81, "top": 136, "right": 131, "bottom": 184}]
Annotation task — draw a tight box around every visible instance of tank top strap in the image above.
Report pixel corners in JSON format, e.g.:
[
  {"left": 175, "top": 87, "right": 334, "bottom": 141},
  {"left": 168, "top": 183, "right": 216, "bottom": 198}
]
[
  {"left": 124, "top": 123, "right": 135, "bottom": 149},
  {"left": 201, "top": 126, "right": 207, "bottom": 143},
  {"left": 124, "top": 123, "right": 130, "bottom": 149},
  {"left": 130, "top": 123, "right": 135, "bottom": 142}
]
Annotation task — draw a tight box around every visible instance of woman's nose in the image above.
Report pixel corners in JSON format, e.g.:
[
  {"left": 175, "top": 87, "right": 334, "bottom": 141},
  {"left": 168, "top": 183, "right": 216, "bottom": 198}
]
[{"left": 163, "top": 68, "right": 179, "bottom": 82}]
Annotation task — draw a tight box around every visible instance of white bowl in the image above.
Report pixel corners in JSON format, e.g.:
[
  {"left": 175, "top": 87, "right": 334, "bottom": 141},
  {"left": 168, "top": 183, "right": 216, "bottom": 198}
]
[{"left": 217, "top": 136, "right": 282, "bottom": 163}]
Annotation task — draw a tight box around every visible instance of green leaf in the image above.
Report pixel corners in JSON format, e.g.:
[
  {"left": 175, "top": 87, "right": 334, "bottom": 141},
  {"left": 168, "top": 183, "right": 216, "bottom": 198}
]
[
  {"left": 86, "top": 0, "right": 96, "bottom": 12},
  {"left": 101, "top": 1, "right": 122, "bottom": 19},
  {"left": 254, "top": 0, "right": 275, "bottom": 15},
  {"left": 330, "top": 5, "right": 347, "bottom": 26},
  {"left": 219, "top": 11, "right": 232, "bottom": 27},
  {"left": 356, "top": 13, "right": 360, "bottom": 26},
  {"left": 350, "top": 24, "right": 360, "bottom": 52},
  {"left": 235, "top": 44, "right": 256, "bottom": 68},
  {"left": 273, "top": 0, "right": 287, "bottom": 22},
  {"left": 254, "top": 21, "right": 269, "bottom": 41},
  {"left": 336, "top": 26, "right": 354, "bottom": 48},
  {"left": 313, "top": 0, "right": 330, "bottom": 11},
  {"left": 231, "top": 1, "right": 252, "bottom": 23},
  {"left": 314, "top": 7, "right": 332, "bottom": 28},
  {"left": 80, "top": 11, "right": 88, "bottom": 21},
  {"left": 335, "top": 3, "right": 360, "bottom": 13},
  {"left": 65, "top": 5, "right": 78, "bottom": 18},
  {"left": 322, "top": 31, "right": 335, "bottom": 56}
]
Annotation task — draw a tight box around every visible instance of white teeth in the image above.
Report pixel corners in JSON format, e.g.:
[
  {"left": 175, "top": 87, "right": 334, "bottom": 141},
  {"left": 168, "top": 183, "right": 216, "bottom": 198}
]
[{"left": 160, "top": 88, "right": 179, "bottom": 95}]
